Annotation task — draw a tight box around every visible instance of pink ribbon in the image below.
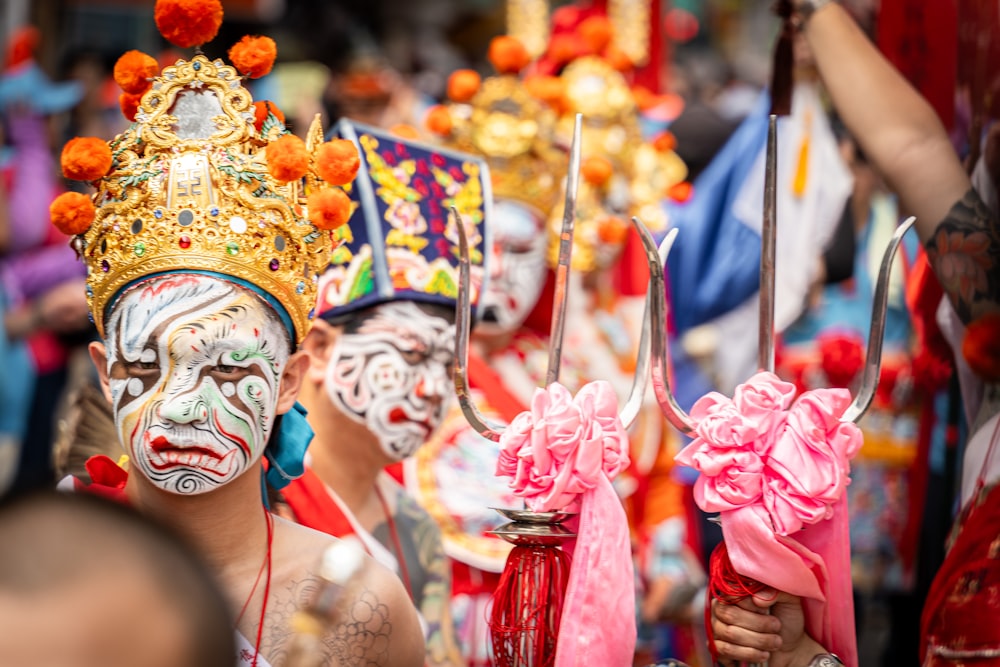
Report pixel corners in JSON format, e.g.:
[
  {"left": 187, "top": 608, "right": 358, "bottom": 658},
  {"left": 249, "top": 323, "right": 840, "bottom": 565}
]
[
  {"left": 675, "top": 371, "right": 862, "bottom": 666},
  {"left": 496, "top": 381, "right": 635, "bottom": 667}
]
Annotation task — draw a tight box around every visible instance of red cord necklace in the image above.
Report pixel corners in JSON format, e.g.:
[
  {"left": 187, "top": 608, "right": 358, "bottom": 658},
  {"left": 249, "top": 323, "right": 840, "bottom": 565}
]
[{"left": 236, "top": 507, "right": 274, "bottom": 667}]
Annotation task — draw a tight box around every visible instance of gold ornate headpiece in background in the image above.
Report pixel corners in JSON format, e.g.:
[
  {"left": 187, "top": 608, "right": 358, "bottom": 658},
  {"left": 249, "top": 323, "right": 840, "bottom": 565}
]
[
  {"left": 425, "top": 37, "right": 567, "bottom": 221},
  {"left": 51, "top": 0, "right": 358, "bottom": 344}
]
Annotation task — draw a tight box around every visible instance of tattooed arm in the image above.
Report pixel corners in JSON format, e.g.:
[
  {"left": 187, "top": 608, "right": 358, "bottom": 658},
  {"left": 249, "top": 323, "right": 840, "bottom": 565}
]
[
  {"left": 320, "top": 570, "right": 424, "bottom": 667},
  {"left": 397, "top": 492, "right": 466, "bottom": 667},
  {"left": 925, "top": 191, "right": 1000, "bottom": 324},
  {"left": 262, "top": 553, "right": 424, "bottom": 667}
]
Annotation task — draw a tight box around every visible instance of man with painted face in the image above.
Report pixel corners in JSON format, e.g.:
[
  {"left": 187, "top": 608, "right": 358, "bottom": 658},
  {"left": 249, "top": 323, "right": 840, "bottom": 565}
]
[
  {"left": 51, "top": 5, "right": 423, "bottom": 665},
  {"left": 282, "top": 120, "right": 490, "bottom": 667}
]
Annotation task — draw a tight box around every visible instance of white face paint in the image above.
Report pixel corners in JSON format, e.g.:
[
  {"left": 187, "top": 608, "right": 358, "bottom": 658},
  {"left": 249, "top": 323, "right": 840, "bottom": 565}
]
[
  {"left": 103, "top": 275, "right": 291, "bottom": 495},
  {"left": 478, "top": 199, "right": 548, "bottom": 334},
  {"left": 324, "top": 302, "right": 455, "bottom": 461}
]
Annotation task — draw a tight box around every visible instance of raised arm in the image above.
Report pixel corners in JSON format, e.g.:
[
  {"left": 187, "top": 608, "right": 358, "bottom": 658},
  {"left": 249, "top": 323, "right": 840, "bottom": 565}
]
[
  {"left": 799, "top": 2, "right": 969, "bottom": 233},
  {"left": 799, "top": 1, "right": 999, "bottom": 324}
]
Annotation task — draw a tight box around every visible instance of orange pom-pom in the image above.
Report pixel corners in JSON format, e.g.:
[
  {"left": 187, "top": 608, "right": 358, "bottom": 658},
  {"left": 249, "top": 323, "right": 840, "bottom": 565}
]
[
  {"left": 632, "top": 86, "right": 657, "bottom": 111},
  {"left": 308, "top": 188, "right": 352, "bottom": 230},
  {"left": 524, "top": 75, "right": 568, "bottom": 113},
  {"left": 228, "top": 35, "right": 277, "bottom": 79},
  {"left": 253, "top": 101, "right": 285, "bottom": 132},
  {"left": 963, "top": 312, "right": 1000, "bottom": 382},
  {"left": 390, "top": 124, "right": 421, "bottom": 140},
  {"left": 61, "top": 137, "right": 113, "bottom": 181},
  {"left": 488, "top": 36, "right": 531, "bottom": 75},
  {"left": 603, "top": 44, "right": 633, "bottom": 72},
  {"left": 598, "top": 216, "right": 629, "bottom": 244},
  {"left": 447, "top": 70, "right": 481, "bottom": 102},
  {"left": 668, "top": 181, "right": 693, "bottom": 203},
  {"left": 581, "top": 156, "right": 613, "bottom": 187},
  {"left": 119, "top": 92, "right": 142, "bottom": 122},
  {"left": 266, "top": 134, "right": 309, "bottom": 183},
  {"left": 316, "top": 139, "right": 360, "bottom": 186},
  {"left": 113, "top": 50, "right": 158, "bottom": 94},
  {"left": 578, "top": 16, "right": 613, "bottom": 54},
  {"left": 653, "top": 131, "right": 677, "bottom": 153},
  {"left": 548, "top": 34, "right": 584, "bottom": 66},
  {"left": 154, "top": 0, "right": 224, "bottom": 48},
  {"left": 50, "top": 192, "right": 96, "bottom": 236},
  {"left": 425, "top": 106, "right": 453, "bottom": 136}
]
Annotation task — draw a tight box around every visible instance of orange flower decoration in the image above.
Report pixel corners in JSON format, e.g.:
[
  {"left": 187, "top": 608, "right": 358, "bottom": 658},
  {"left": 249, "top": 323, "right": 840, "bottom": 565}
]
[
  {"left": 120, "top": 92, "right": 142, "bottom": 122},
  {"left": 154, "top": 0, "right": 224, "bottom": 48},
  {"left": 547, "top": 34, "right": 584, "bottom": 67},
  {"left": 668, "top": 182, "right": 693, "bottom": 203},
  {"left": 308, "top": 188, "right": 352, "bottom": 230},
  {"left": 524, "top": 75, "right": 568, "bottom": 113},
  {"left": 488, "top": 36, "right": 531, "bottom": 74},
  {"left": 50, "top": 192, "right": 96, "bottom": 236},
  {"left": 598, "top": 216, "right": 629, "bottom": 244},
  {"left": 581, "top": 156, "right": 613, "bottom": 187},
  {"left": 228, "top": 35, "right": 277, "bottom": 79},
  {"left": 653, "top": 131, "right": 677, "bottom": 153},
  {"left": 963, "top": 312, "right": 1000, "bottom": 382},
  {"left": 578, "top": 16, "right": 613, "bottom": 54},
  {"left": 266, "top": 134, "right": 309, "bottom": 183},
  {"left": 315, "top": 139, "right": 361, "bottom": 186},
  {"left": 113, "top": 51, "right": 158, "bottom": 95},
  {"left": 61, "top": 137, "right": 113, "bottom": 181},
  {"left": 632, "top": 86, "right": 657, "bottom": 111},
  {"left": 603, "top": 44, "right": 633, "bottom": 72},
  {"left": 253, "top": 100, "right": 285, "bottom": 132},
  {"left": 425, "top": 106, "right": 453, "bottom": 136},
  {"left": 447, "top": 70, "right": 481, "bottom": 103}
]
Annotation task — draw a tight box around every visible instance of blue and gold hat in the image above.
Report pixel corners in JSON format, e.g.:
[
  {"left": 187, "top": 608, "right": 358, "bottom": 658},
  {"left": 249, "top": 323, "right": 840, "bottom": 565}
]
[{"left": 316, "top": 119, "right": 491, "bottom": 322}]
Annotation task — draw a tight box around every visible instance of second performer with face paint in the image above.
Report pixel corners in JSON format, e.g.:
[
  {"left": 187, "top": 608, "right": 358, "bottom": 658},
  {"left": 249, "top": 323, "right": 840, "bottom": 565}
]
[{"left": 281, "top": 121, "right": 491, "bottom": 667}]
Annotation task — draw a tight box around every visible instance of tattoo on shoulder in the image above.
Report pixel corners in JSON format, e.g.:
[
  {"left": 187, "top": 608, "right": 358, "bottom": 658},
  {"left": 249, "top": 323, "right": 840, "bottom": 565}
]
[
  {"left": 261, "top": 576, "right": 393, "bottom": 666},
  {"left": 925, "top": 188, "right": 1000, "bottom": 324}
]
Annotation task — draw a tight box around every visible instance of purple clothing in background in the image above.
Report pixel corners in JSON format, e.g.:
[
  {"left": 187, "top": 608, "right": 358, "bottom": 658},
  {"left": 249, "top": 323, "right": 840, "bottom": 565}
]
[{"left": 0, "top": 114, "right": 85, "bottom": 302}]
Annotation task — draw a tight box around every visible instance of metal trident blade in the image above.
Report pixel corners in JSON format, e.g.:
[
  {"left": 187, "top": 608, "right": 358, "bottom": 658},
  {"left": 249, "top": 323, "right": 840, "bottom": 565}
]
[
  {"left": 451, "top": 205, "right": 505, "bottom": 442},
  {"left": 545, "top": 112, "right": 583, "bottom": 388},
  {"left": 759, "top": 114, "right": 778, "bottom": 373},
  {"left": 617, "top": 222, "right": 673, "bottom": 430},
  {"left": 840, "top": 216, "right": 916, "bottom": 423},
  {"left": 631, "top": 217, "right": 696, "bottom": 435}
]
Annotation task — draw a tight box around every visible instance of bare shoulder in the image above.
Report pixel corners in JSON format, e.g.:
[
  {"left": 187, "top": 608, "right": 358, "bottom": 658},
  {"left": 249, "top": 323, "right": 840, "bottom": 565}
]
[{"left": 262, "top": 516, "right": 424, "bottom": 667}]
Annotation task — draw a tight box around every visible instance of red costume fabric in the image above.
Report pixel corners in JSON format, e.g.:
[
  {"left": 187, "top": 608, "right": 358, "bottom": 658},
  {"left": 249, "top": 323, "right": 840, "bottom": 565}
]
[
  {"left": 281, "top": 468, "right": 357, "bottom": 539},
  {"left": 921, "top": 482, "right": 1000, "bottom": 665}
]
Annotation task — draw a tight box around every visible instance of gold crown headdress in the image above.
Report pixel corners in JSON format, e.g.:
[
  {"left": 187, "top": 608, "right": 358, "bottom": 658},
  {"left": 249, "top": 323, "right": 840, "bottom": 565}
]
[
  {"left": 425, "top": 36, "right": 567, "bottom": 218},
  {"left": 534, "top": 22, "right": 689, "bottom": 272},
  {"left": 50, "top": 0, "right": 359, "bottom": 345}
]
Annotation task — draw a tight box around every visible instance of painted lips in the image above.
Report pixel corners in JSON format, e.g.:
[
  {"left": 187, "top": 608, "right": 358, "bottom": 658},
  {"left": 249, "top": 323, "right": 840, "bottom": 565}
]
[
  {"left": 388, "top": 407, "right": 433, "bottom": 436},
  {"left": 146, "top": 435, "right": 236, "bottom": 477}
]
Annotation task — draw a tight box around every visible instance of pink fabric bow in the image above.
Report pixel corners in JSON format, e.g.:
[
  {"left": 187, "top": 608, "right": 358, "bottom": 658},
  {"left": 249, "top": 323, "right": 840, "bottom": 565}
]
[
  {"left": 675, "top": 371, "right": 862, "bottom": 666},
  {"left": 496, "top": 381, "right": 635, "bottom": 667}
]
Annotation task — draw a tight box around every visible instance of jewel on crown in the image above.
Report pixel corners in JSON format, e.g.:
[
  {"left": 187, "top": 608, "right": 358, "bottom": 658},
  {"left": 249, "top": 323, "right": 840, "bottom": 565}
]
[{"left": 50, "top": 0, "right": 360, "bottom": 344}]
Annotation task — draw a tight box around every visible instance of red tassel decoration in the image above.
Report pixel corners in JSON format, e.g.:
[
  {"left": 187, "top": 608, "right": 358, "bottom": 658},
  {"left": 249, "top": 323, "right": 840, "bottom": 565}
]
[
  {"left": 490, "top": 545, "right": 572, "bottom": 667},
  {"left": 704, "top": 541, "right": 772, "bottom": 664}
]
